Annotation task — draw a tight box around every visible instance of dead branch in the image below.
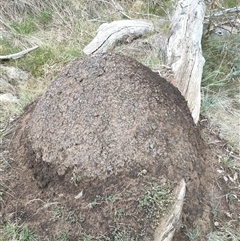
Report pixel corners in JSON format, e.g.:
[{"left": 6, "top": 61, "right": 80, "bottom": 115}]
[
  {"left": 83, "top": 20, "right": 154, "bottom": 55},
  {"left": 205, "top": 5, "right": 240, "bottom": 18},
  {"left": 0, "top": 46, "right": 39, "bottom": 60}
]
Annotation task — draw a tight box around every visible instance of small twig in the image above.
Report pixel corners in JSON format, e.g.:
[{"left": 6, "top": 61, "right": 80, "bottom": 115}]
[
  {"left": 0, "top": 46, "right": 39, "bottom": 60},
  {"left": 111, "top": 0, "right": 132, "bottom": 19},
  {"left": 118, "top": 10, "right": 132, "bottom": 19},
  {"left": 205, "top": 5, "right": 240, "bottom": 18},
  {"left": 215, "top": 179, "right": 222, "bottom": 191},
  {"left": 229, "top": 153, "right": 240, "bottom": 160},
  {"left": 25, "top": 198, "right": 45, "bottom": 205},
  {"left": 88, "top": 19, "right": 107, "bottom": 23},
  {"left": 129, "top": 11, "right": 161, "bottom": 18},
  {"left": 160, "top": 64, "right": 172, "bottom": 70}
]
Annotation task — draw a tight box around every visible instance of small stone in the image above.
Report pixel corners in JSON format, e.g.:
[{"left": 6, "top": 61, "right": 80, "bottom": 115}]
[
  {"left": 75, "top": 190, "right": 83, "bottom": 199},
  {"left": 223, "top": 176, "right": 228, "bottom": 182},
  {"left": 138, "top": 169, "right": 147, "bottom": 176},
  {"left": 1, "top": 66, "right": 30, "bottom": 83},
  {"left": 0, "top": 93, "right": 18, "bottom": 102}
]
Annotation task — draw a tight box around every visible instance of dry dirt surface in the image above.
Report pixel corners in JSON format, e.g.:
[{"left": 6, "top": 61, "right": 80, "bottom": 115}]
[{"left": 0, "top": 53, "right": 239, "bottom": 240}]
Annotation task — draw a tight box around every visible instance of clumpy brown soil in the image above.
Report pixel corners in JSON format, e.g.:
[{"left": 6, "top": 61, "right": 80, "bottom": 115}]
[
  {"left": 21, "top": 53, "right": 203, "bottom": 185},
  {"left": 0, "top": 54, "right": 238, "bottom": 240}
]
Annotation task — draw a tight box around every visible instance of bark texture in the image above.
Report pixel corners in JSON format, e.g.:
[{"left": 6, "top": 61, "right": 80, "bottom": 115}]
[
  {"left": 167, "top": 0, "right": 206, "bottom": 123},
  {"left": 83, "top": 20, "right": 154, "bottom": 54}
]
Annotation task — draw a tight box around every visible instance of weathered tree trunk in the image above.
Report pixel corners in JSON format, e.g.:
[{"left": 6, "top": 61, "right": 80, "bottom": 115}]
[
  {"left": 83, "top": 20, "right": 154, "bottom": 55},
  {"left": 167, "top": 0, "right": 206, "bottom": 123}
]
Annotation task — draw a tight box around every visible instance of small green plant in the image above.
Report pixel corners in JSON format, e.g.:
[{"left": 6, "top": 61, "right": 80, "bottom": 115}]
[
  {"left": 0, "top": 37, "right": 20, "bottom": 55},
  {"left": 186, "top": 224, "right": 200, "bottom": 241},
  {"left": 209, "top": 191, "right": 220, "bottom": 221},
  {"left": 161, "top": 21, "right": 170, "bottom": 33},
  {"left": 56, "top": 231, "right": 69, "bottom": 241},
  {"left": 222, "top": 157, "right": 240, "bottom": 171},
  {"left": 11, "top": 17, "right": 37, "bottom": 34},
  {"left": 53, "top": 206, "right": 64, "bottom": 220},
  {"left": 66, "top": 210, "right": 78, "bottom": 224},
  {"left": 87, "top": 194, "right": 118, "bottom": 209},
  {"left": 13, "top": 47, "right": 56, "bottom": 77},
  {"left": 138, "top": 182, "right": 173, "bottom": 220},
  {"left": 80, "top": 232, "right": 101, "bottom": 241},
  {"left": 116, "top": 208, "right": 126, "bottom": 217},
  {"left": 1, "top": 220, "right": 37, "bottom": 241},
  {"left": 86, "top": 196, "right": 102, "bottom": 209},
  {"left": 226, "top": 193, "right": 238, "bottom": 203},
  {"left": 201, "top": 92, "right": 218, "bottom": 113},
  {"left": 207, "top": 226, "right": 240, "bottom": 241},
  {"left": 39, "top": 10, "right": 53, "bottom": 27},
  {"left": 110, "top": 221, "right": 136, "bottom": 241},
  {"left": 69, "top": 174, "right": 81, "bottom": 186},
  {"left": 142, "top": 52, "right": 164, "bottom": 70},
  {"left": 224, "top": 0, "right": 239, "bottom": 8},
  {"left": 107, "top": 194, "right": 117, "bottom": 203},
  {"left": 141, "top": 0, "right": 173, "bottom": 17},
  {"left": 80, "top": 233, "right": 94, "bottom": 241}
]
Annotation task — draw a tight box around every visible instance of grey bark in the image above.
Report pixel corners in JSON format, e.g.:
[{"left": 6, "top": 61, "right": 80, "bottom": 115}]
[
  {"left": 83, "top": 20, "right": 154, "bottom": 55},
  {"left": 166, "top": 0, "right": 206, "bottom": 123}
]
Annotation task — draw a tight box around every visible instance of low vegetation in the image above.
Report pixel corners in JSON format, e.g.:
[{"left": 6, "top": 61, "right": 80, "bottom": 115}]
[
  {"left": 0, "top": 0, "right": 239, "bottom": 240},
  {"left": 0, "top": 219, "right": 37, "bottom": 241}
]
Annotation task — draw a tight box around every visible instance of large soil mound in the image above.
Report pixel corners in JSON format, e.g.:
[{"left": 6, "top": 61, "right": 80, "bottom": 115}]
[
  {"left": 20, "top": 53, "right": 201, "bottom": 187},
  {"left": 2, "top": 53, "right": 213, "bottom": 240}
]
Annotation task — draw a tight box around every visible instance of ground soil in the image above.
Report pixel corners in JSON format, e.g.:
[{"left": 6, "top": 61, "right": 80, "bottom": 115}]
[
  {"left": 0, "top": 54, "right": 239, "bottom": 241},
  {"left": 1, "top": 115, "right": 239, "bottom": 241}
]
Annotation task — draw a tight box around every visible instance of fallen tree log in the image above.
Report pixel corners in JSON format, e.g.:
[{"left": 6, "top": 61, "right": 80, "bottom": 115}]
[
  {"left": 83, "top": 20, "right": 154, "bottom": 55},
  {"left": 166, "top": 0, "right": 206, "bottom": 123}
]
